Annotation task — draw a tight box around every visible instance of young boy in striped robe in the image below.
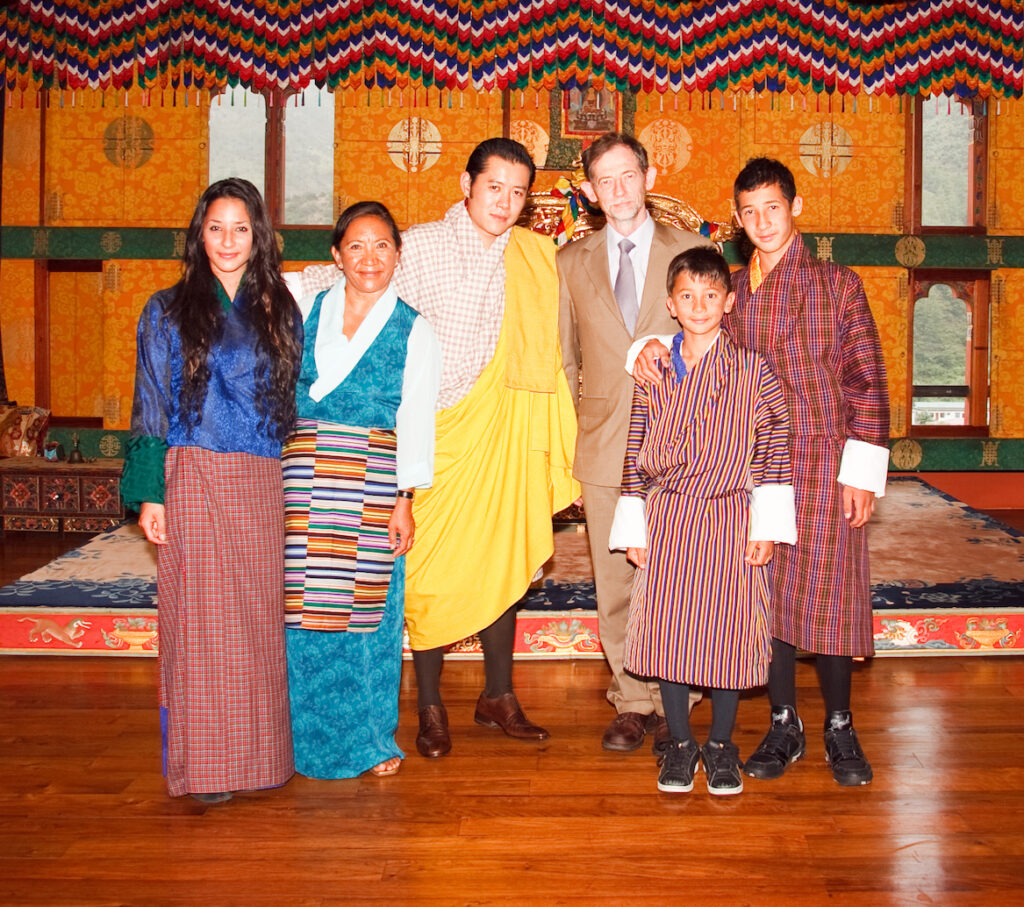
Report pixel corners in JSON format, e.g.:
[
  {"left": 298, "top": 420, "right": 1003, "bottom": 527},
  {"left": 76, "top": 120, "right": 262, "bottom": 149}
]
[{"left": 609, "top": 247, "right": 796, "bottom": 796}]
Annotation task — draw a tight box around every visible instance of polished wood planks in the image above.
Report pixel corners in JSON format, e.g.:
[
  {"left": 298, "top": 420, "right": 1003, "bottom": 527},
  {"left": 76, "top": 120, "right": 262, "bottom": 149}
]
[{"left": 2, "top": 654, "right": 1023, "bottom": 905}]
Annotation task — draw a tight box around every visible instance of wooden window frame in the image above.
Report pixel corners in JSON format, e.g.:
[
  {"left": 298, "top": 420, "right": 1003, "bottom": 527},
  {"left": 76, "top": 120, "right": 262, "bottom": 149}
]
[
  {"left": 907, "top": 269, "right": 990, "bottom": 438},
  {"left": 904, "top": 96, "right": 988, "bottom": 235}
]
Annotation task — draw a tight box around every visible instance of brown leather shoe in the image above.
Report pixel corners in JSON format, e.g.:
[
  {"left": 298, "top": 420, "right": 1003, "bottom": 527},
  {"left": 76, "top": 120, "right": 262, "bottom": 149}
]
[
  {"left": 416, "top": 704, "right": 451, "bottom": 758},
  {"left": 650, "top": 714, "right": 671, "bottom": 755},
  {"left": 602, "top": 711, "right": 649, "bottom": 752},
  {"left": 473, "top": 692, "right": 549, "bottom": 740}
]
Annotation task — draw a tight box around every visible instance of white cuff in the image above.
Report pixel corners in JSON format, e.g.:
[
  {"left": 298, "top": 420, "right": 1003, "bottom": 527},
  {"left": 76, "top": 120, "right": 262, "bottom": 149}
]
[
  {"left": 282, "top": 271, "right": 306, "bottom": 303},
  {"left": 749, "top": 484, "right": 797, "bottom": 544},
  {"left": 608, "top": 495, "right": 647, "bottom": 550},
  {"left": 396, "top": 462, "right": 433, "bottom": 491},
  {"left": 625, "top": 334, "right": 676, "bottom": 376},
  {"left": 837, "top": 438, "right": 890, "bottom": 498}
]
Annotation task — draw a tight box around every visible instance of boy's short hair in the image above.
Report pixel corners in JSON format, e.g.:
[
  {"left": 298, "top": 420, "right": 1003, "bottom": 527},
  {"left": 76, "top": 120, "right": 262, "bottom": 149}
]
[
  {"left": 666, "top": 247, "right": 732, "bottom": 296},
  {"left": 734, "top": 157, "right": 797, "bottom": 206},
  {"left": 581, "top": 132, "right": 649, "bottom": 182}
]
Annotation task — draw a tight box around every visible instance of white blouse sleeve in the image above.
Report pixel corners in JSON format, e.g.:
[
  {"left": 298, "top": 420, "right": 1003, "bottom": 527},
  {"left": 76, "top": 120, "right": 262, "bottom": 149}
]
[{"left": 395, "top": 316, "right": 441, "bottom": 489}]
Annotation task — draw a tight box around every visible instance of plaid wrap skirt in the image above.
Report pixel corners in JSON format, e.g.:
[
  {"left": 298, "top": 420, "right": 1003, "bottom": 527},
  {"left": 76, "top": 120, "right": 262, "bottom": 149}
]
[{"left": 158, "top": 446, "right": 294, "bottom": 797}]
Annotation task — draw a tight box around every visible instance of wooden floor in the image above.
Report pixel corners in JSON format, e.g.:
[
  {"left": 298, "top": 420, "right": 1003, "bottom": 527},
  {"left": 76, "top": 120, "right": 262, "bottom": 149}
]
[
  {"left": 1, "top": 652, "right": 1023, "bottom": 905},
  {"left": 2, "top": 511, "right": 1024, "bottom": 905}
]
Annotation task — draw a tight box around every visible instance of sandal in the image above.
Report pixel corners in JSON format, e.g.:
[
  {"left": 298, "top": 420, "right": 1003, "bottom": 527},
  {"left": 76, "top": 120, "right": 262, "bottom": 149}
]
[{"left": 369, "top": 757, "right": 401, "bottom": 777}]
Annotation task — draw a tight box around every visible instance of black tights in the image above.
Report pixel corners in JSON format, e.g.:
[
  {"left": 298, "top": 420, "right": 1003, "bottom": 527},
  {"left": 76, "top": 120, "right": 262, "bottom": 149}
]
[
  {"left": 412, "top": 605, "right": 518, "bottom": 710},
  {"left": 659, "top": 680, "right": 739, "bottom": 745},
  {"left": 766, "top": 637, "right": 853, "bottom": 717}
]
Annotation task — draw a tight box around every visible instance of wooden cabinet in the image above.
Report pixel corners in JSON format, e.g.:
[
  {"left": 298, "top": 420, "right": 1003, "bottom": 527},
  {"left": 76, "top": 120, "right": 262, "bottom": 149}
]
[{"left": 0, "top": 458, "right": 124, "bottom": 532}]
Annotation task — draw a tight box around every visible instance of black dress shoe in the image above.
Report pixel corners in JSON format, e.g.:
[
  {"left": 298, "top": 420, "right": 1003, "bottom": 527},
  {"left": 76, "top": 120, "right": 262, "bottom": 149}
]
[
  {"left": 650, "top": 714, "right": 671, "bottom": 755},
  {"left": 190, "top": 791, "right": 232, "bottom": 804},
  {"left": 602, "top": 711, "right": 648, "bottom": 751},
  {"left": 474, "top": 692, "right": 549, "bottom": 740},
  {"left": 416, "top": 704, "right": 452, "bottom": 757}
]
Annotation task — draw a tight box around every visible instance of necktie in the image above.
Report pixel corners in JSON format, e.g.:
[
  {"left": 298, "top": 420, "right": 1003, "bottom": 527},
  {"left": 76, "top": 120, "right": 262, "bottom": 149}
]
[{"left": 614, "top": 238, "right": 638, "bottom": 334}]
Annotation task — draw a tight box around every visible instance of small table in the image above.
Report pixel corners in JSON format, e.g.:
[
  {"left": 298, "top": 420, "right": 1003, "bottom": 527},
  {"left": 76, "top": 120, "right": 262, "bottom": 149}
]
[{"left": 0, "top": 457, "right": 124, "bottom": 533}]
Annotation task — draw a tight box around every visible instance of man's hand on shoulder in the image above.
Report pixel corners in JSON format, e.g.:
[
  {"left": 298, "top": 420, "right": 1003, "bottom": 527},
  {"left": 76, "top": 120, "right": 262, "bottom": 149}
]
[{"left": 634, "top": 339, "right": 670, "bottom": 386}]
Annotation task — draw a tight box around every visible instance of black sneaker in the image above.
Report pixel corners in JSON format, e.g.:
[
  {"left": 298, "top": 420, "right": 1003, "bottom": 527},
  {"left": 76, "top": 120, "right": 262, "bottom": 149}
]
[
  {"left": 743, "top": 705, "right": 806, "bottom": 779},
  {"left": 702, "top": 740, "right": 744, "bottom": 796},
  {"left": 824, "top": 710, "right": 873, "bottom": 786},
  {"left": 656, "top": 738, "right": 700, "bottom": 793}
]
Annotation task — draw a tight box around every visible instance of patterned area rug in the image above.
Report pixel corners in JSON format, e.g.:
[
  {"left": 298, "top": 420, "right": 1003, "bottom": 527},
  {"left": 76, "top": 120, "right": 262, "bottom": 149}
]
[{"left": 1, "top": 477, "right": 1021, "bottom": 656}]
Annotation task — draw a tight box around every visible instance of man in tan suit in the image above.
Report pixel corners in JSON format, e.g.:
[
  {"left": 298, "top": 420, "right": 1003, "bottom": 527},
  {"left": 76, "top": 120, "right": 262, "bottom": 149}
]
[{"left": 557, "top": 132, "right": 707, "bottom": 752}]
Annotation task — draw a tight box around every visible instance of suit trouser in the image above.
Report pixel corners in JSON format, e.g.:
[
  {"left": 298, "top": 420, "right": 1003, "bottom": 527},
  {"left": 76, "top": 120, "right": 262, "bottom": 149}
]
[{"left": 581, "top": 481, "right": 663, "bottom": 716}]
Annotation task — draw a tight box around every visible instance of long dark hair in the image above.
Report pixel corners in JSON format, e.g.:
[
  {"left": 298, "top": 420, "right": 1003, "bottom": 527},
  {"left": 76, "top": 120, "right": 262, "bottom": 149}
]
[{"left": 166, "top": 177, "right": 301, "bottom": 441}]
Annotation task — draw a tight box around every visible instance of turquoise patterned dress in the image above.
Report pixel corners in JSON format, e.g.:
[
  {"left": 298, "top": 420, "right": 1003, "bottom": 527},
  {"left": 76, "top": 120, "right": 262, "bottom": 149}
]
[{"left": 284, "top": 288, "right": 419, "bottom": 779}]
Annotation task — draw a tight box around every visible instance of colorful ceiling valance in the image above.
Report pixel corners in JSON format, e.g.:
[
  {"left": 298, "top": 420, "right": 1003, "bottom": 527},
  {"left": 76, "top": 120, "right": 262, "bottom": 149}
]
[{"left": 1, "top": 1, "right": 1021, "bottom": 99}]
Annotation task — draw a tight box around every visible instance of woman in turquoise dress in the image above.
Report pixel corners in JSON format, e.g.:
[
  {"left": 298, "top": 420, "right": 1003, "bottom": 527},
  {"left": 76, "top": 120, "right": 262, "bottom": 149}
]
[{"left": 283, "top": 201, "right": 440, "bottom": 778}]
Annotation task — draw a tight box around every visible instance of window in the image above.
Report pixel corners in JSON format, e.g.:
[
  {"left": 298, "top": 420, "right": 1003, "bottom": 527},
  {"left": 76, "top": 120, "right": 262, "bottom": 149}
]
[
  {"left": 209, "top": 85, "right": 335, "bottom": 225},
  {"left": 909, "top": 272, "right": 990, "bottom": 434},
  {"left": 282, "top": 87, "right": 334, "bottom": 225},
  {"left": 208, "top": 86, "right": 266, "bottom": 191},
  {"left": 907, "top": 94, "right": 987, "bottom": 232}
]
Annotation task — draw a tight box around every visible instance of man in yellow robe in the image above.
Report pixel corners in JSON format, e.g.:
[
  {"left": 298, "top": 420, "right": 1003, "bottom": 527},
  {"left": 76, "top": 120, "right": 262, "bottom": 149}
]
[{"left": 397, "top": 139, "right": 578, "bottom": 757}]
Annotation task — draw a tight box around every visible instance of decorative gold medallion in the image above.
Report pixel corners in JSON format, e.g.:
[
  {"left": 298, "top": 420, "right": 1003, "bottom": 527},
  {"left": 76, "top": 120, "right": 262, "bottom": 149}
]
[
  {"left": 799, "top": 123, "right": 853, "bottom": 177},
  {"left": 100, "top": 231, "right": 122, "bottom": 255},
  {"left": 509, "top": 119, "right": 550, "bottom": 168},
  {"left": 895, "top": 235, "right": 926, "bottom": 268},
  {"left": 889, "top": 438, "right": 922, "bottom": 470},
  {"left": 98, "top": 434, "right": 122, "bottom": 458},
  {"left": 103, "top": 115, "right": 155, "bottom": 169},
  {"left": 637, "top": 119, "right": 693, "bottom": 175},
  {"left": 387, "top": 117, "right": 442, "bottom": 173}
]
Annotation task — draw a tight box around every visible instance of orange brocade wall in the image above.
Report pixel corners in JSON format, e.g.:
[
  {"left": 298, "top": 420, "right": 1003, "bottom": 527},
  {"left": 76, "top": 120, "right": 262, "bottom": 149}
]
[{"left": 1, "top": 88, "right": 1024, "bottom": 437}]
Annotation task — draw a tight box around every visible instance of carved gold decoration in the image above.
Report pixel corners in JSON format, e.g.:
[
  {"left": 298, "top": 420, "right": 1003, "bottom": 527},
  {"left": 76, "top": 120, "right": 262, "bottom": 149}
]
[
  {"left": 103, "top": 262, "right": 121, "bottom": 292},
  {"left": 173, "top": 231, "right": 187, "bottom": 258},
  {"left": 387, "top": 116, "right": 442, "bottom": 173},
  {"left": 519, "top": 162, "right": 739, "bottom": 245},
  {"left": 981, "top": 440, "right": 1000, "bottom": 467},
  {"left": 799, "top": 123, "right": 853, "bottom": 177},
  {"left": 638, "top": 119, "right": 693, "bottom": 176},
  {"left": 32, "top": 228, "right": 50, "bottom": 256},
  {"left": 986, "top": 239, "right": 1004, "bottom": 266},
  {"left": 895, "top": 236, "right": 926, "bottom": 268},
  {"left": 815, "top": 236, "right": 834, "bottom": 262},
  {"left": 889, "top": 438, "right": 922, "bottom": 470},
  {"left": 891, "top": 404, "right": 906, "bottom": 437},
  {"left": 44, "top": 192, "right": 63, "bottom": 222},
  {"left": 103, "top": 115, "right": 155, "bottom": 169},
  {"left": 891, "top": 200, "right": 904, "bottom": 232},
  {"left": 103, "top": 397, "right": 121, "bottom": 425}
]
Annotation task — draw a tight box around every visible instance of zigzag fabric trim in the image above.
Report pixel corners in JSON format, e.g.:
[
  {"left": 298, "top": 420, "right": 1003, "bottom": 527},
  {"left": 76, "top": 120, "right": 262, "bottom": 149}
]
[{"left": 0, "top": 1, "right": 1021, "bottom": 98}]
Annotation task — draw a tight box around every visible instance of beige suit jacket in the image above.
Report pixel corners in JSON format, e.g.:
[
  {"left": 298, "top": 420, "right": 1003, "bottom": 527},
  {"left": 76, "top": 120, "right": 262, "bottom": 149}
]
[{"left": 557, "top": 220, "right": 708, "bottom": 487}]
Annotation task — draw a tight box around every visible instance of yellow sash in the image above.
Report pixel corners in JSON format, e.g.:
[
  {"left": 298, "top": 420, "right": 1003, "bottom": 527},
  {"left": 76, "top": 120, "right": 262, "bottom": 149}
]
[{"left": 404, "top": 228, "right": 580, "bottom": 650}]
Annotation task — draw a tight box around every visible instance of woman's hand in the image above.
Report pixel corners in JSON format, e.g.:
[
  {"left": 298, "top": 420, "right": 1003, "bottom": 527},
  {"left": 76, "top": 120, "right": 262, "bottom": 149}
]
[
  {"left": 744, "top": 539, "right": 774, "bottom": 566},
  {"left": 389, "top": 497, "right": 415, "bottom": 556},
  {"left": 138, "top": 502, "right": 168, "bottom": 545},
  {"left": 626, "top": 546, "right": 647, "bottom": 568}
]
